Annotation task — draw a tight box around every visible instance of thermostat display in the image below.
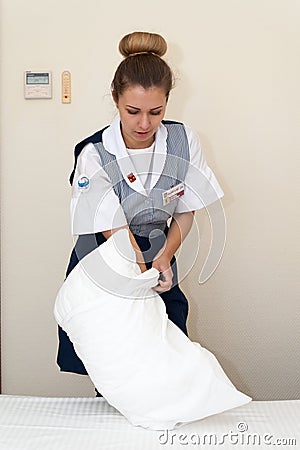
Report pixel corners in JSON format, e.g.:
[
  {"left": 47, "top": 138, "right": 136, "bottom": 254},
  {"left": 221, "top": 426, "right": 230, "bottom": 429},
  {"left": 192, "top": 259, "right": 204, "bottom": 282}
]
[{"left": 24, "top": 71, "right": 52, "bottom": 99}]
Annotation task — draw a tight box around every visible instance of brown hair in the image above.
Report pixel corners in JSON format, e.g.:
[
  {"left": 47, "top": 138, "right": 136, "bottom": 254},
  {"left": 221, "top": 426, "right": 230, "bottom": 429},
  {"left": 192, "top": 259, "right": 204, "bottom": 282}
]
[{"left": 111, "top": 31, "right": 174, "bottom": 102}]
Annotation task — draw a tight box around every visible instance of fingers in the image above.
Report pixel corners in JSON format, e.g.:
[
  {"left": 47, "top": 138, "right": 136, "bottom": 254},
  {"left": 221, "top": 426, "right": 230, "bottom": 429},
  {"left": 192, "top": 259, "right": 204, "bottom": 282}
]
[
  {"left": 152, "top": 267, "right": 173, "bottom": 293},
  {"left": 153, "top": 280, "right": 172, "bottom": 293}
]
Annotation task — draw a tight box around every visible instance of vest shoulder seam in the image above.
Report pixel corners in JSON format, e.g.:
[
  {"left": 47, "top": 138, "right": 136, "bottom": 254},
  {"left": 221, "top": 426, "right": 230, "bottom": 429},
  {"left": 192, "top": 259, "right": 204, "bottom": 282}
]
[{"left": 162, "top": 119, "right": 184, "bottom": 126}]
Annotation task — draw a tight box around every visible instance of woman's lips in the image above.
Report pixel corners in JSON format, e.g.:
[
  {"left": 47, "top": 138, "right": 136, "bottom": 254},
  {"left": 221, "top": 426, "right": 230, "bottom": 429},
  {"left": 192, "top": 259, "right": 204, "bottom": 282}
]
[{"left": 135, "top": 131, "right": 150, "bottom": 136}]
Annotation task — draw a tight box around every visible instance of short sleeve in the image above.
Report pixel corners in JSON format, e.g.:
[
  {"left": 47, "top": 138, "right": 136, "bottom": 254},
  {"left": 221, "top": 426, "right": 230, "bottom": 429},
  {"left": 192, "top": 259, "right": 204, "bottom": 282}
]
[
  {"left": 175, "top": 126, "right": 224, "bottom": 213},
  {"left": 71, "top": 143, "right": 127, "bottom": 235}
]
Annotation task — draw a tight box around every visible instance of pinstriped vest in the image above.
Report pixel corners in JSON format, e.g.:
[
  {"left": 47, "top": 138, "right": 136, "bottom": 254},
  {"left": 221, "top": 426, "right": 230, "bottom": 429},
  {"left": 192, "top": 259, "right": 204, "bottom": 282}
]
[
  {"left": 96, "top": 122, "right": 190, "bottom": 237},
  {"left": 72, "top": 121, "right": 190, "bottom": 237}
]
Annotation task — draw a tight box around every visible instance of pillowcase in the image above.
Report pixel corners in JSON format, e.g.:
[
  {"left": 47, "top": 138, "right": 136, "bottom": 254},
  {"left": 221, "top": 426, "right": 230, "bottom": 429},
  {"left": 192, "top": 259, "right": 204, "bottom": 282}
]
[{"left": 54, "top": 229, "right": 251, "bottom": 430}]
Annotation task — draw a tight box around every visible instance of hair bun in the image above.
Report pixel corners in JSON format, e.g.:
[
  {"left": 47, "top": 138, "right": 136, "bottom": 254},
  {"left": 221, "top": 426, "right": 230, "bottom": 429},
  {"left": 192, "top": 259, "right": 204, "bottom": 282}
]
[{"left": 119, "top": 31, "right": 167, "bottom": 58}]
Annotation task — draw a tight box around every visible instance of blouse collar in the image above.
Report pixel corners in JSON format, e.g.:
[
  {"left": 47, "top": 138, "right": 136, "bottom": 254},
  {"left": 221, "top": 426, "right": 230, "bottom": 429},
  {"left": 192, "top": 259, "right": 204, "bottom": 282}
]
[{"left": 102, "top": 115, "right": 168, "bottom": 195}]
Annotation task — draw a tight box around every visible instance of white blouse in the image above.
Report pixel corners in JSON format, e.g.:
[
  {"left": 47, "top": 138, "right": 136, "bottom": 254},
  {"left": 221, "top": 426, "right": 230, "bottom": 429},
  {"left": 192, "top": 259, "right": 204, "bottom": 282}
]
[
  {"left": 71, "top": 116, "right": 224, "bottom": 235},
  {"left": 126, "top": 143, "right": 155, "bottom": 188}
]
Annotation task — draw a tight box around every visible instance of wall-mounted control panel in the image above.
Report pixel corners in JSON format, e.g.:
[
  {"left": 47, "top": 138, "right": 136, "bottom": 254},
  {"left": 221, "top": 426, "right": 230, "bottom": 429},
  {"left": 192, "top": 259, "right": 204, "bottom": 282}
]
[{"left": 24, "top": 71, "right": 52, "bottom": 99}]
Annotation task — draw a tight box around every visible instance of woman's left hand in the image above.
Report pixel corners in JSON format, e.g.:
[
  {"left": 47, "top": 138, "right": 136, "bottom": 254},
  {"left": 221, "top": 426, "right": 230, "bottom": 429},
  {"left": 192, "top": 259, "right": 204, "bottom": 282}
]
[
  {"left": 150, "top": 212, "right": 195, "bottom": 293},
  {"left": 152, "top": 254, "right": 173, "bottom": 293}
]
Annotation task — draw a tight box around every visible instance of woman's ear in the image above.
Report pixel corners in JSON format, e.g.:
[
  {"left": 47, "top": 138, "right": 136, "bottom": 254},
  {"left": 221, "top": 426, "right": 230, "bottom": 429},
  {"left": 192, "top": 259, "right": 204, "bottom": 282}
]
[{"left": 112, "top": 90, "right": 118, "bottom": 107}]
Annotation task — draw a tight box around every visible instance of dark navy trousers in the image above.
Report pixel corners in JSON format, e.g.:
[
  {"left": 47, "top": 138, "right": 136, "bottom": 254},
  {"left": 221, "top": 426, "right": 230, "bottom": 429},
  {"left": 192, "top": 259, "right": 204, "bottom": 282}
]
[{"left": 57, "top": 229, "right": 189, "bottom": 375}]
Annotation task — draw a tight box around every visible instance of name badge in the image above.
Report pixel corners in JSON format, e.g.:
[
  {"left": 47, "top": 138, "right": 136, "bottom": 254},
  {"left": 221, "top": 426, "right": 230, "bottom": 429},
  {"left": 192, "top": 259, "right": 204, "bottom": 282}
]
[{"left": 162, "top": 183, "right": 184, "bottom": 206}]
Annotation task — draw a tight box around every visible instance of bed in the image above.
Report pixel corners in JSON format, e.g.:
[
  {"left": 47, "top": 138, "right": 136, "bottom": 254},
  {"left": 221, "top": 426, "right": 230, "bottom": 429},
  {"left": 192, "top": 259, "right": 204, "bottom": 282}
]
[{"left": 0, "top": 395, "right": 299, "bottom": 449}]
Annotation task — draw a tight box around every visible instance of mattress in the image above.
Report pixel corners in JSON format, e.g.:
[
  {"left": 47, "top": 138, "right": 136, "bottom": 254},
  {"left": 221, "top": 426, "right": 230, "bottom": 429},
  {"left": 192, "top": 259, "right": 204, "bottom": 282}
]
[{"left": 0, "top": 395, "right": 299, "bottom": 449}]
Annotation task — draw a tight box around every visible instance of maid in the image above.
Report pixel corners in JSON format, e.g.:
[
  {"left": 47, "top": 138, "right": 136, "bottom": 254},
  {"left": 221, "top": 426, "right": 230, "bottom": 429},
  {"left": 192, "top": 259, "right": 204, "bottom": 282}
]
[{"left": 57, "top": 31, "right": 224, "bottom": 376}]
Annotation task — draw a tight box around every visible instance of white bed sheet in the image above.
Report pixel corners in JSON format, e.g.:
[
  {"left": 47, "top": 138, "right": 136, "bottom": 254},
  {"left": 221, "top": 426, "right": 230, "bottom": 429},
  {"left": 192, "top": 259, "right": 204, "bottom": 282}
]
[{"left": 0, "top": 395, "right": 299, "bottom": 449}]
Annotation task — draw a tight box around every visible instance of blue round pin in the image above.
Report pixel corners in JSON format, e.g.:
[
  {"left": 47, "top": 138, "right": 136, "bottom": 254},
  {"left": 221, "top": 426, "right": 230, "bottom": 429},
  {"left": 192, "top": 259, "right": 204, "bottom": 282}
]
[{"left": 78, "top": 176, "right": 90, "bottom": 189}]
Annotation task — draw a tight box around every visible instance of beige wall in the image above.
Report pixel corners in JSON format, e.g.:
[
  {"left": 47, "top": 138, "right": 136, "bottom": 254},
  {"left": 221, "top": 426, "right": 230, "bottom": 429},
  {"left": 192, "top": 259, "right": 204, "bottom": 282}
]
[{"left": 1, "top": 0, "right": 299, "bottom": 399}]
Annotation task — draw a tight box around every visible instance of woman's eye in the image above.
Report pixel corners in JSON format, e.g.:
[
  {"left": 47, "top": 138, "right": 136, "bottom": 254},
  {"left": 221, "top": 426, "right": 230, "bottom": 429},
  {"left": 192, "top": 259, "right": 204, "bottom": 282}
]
[{"left": 126, "top": 110, "right": 162, "bottom": 116}]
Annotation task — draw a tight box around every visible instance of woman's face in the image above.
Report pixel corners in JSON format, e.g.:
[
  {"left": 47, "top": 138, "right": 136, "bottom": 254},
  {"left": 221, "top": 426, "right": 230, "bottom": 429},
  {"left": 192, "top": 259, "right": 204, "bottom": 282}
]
[{"left": 114, "top": 85, "right": 167, "bottom": 149}]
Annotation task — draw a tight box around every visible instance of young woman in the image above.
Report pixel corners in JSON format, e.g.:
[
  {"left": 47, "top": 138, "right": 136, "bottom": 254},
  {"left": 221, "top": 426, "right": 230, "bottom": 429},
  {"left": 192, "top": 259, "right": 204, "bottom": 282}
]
[{"left": 57, "top": 31, "right": 224, "bottom": 377}]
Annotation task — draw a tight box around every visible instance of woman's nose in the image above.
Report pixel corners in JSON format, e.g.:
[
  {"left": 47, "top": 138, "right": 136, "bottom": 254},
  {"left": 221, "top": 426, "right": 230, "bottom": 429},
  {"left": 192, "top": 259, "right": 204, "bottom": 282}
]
[{"left": 139, "top": 114, "right": 150, "bottom": 130}]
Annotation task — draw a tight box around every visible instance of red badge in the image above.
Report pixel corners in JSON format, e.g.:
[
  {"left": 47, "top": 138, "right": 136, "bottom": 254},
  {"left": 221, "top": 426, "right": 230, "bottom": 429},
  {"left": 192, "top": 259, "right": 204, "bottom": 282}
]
[{"left": 127, "top": 172, "right": 136, "bottom": 183}]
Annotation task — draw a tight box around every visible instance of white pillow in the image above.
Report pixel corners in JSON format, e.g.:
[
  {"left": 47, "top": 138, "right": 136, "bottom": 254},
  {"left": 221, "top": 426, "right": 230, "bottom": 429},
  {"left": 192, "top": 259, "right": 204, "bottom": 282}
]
[{"left": 54, "top": 229, "right": 251, "bottom": 430}]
